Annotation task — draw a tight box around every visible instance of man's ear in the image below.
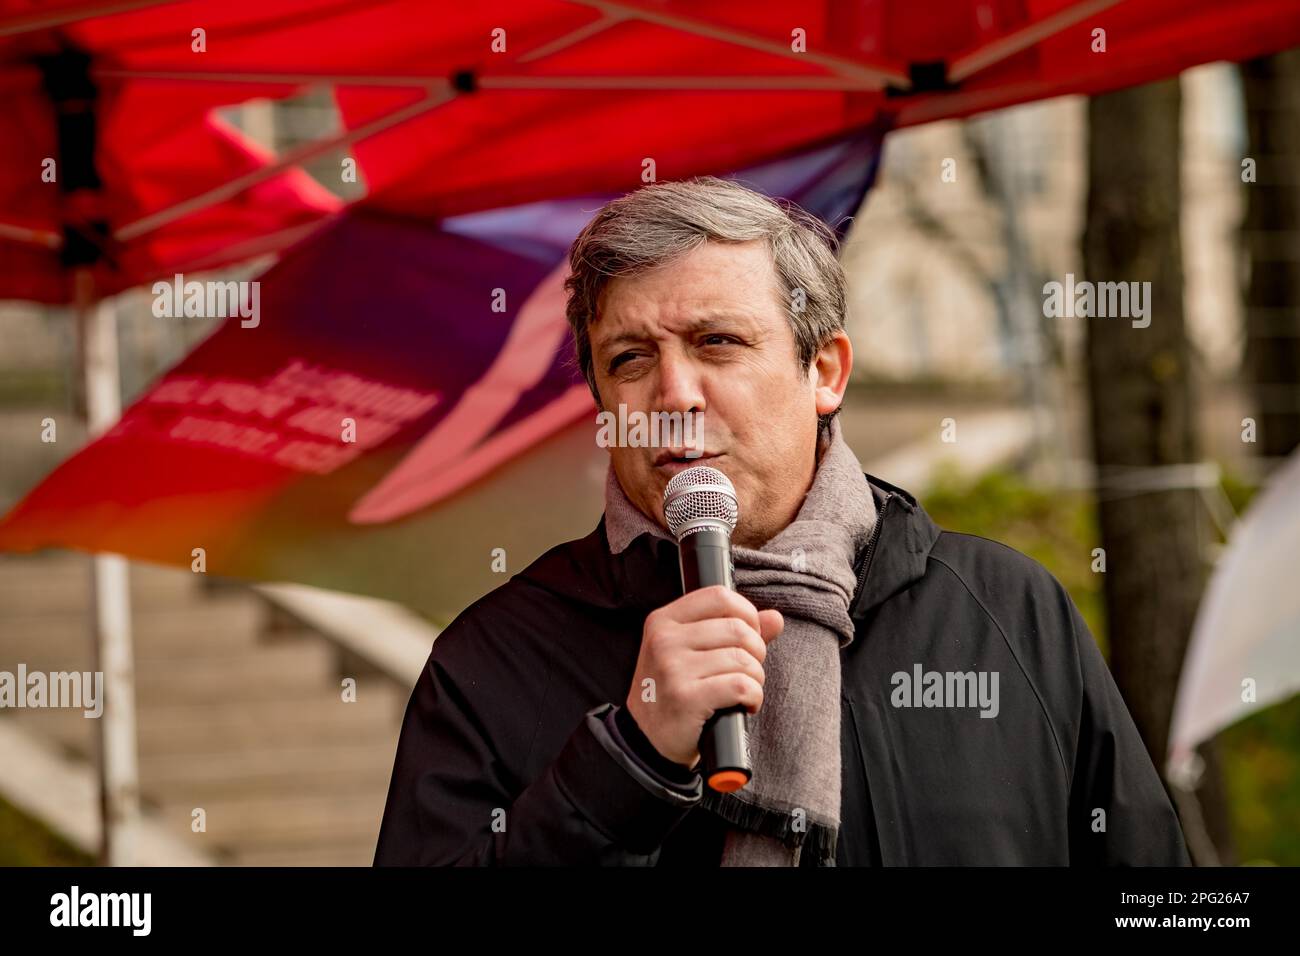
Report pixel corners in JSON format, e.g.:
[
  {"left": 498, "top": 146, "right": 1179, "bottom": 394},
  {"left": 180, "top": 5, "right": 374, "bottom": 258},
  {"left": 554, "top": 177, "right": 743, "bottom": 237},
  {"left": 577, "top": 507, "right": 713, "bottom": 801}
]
[{"left": 812, "top": 330, "right": 853, "bottom": 416}]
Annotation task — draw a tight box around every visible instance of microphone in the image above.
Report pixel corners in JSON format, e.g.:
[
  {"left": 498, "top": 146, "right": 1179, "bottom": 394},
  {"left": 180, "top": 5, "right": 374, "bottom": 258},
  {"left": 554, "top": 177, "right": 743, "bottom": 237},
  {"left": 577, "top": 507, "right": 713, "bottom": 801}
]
[{"left": 663, "top": 465, "right": 751, "bottom": 793}]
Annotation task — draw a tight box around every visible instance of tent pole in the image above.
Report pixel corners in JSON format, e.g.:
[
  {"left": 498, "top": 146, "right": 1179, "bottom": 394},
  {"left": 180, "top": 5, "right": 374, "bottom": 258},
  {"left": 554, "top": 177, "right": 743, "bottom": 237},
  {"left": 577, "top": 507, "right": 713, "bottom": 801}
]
[
  {"left": 565, "top": 0, "right": 907, "bottom": 88},
  {"left": 949, "top": 0, "right": 1123, "bottom": 83},
  {"left": 73, "top": 269, "right": 140, "bottom": 866},
  {"left": 0, "top": 0, "right": 178, "bottom": 38}
]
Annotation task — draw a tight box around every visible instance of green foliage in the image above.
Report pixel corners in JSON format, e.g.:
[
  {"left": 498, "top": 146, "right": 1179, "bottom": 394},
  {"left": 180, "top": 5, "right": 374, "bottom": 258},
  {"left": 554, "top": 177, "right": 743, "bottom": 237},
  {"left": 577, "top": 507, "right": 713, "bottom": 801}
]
[
  {"left": 1219, "top": 468, "right": 1259, "bottom": 515},
  {"left": 0, "top": 368, "right": 66, "bottom": 408},
  {"left": 1218, "top": 695, "right": 1300, "bottom": 865},
  {"left": 0, "top": 796, "right": 96, "bottom": 866}
]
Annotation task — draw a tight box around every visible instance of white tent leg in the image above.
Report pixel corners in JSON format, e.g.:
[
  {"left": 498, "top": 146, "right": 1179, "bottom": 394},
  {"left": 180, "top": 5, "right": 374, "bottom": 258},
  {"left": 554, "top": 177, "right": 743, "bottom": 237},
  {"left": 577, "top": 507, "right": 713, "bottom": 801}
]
[{"left": 75, "top": 271, "right": 140, "bottom": 866}]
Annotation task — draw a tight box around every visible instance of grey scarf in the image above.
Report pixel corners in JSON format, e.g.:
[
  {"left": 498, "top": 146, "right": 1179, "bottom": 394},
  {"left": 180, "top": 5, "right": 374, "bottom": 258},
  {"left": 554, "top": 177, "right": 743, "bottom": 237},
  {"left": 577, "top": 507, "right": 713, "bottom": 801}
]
[{"left": 603, "top": 416, "right": 877, "bottom": 866}]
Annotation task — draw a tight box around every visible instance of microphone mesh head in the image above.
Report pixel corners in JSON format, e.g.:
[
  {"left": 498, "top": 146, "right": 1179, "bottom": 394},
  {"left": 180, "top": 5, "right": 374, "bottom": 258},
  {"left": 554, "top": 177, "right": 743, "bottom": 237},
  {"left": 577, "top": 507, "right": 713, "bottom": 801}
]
[{"left": 663, "top": 465, "right": 739, "bottom": 539}]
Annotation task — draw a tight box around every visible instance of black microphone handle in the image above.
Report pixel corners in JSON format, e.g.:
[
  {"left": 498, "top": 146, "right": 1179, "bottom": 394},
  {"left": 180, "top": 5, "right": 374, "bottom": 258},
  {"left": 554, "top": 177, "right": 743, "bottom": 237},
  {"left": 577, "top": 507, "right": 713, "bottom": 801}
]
[{"left": 677, "top": 526, "right": 752, "bottom": 793}]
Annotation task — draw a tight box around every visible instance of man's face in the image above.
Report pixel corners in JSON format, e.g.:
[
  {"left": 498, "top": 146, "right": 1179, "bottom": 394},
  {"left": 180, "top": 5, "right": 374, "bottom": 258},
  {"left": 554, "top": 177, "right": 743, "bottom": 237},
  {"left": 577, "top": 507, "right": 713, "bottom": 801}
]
[{"left": 590, "top": 239, "right": 841, "bottom": 549}]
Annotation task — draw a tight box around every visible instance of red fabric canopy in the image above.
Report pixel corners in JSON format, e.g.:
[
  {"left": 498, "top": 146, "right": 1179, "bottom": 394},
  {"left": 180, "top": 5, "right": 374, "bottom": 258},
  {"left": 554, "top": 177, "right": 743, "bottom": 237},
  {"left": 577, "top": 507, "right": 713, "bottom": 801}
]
[
  {"left": 325, "top": 0, "right": 1300, "bottom": 216},
  {"left": 6, "top": 0, "right": 1296, "bottom": 246},
  {"left": 0, "top": 2, "right": 342, "bottom": 303}
]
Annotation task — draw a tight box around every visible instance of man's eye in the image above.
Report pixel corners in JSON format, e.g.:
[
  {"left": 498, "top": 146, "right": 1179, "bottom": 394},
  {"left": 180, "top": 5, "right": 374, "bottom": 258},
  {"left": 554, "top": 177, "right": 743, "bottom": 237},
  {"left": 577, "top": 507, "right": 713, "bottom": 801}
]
[
  {"left": 702, "top": 335, "right": 739, "bottom": 346},
  {"left": 608, "top": 353, "right": 638, "bottom": 372}
]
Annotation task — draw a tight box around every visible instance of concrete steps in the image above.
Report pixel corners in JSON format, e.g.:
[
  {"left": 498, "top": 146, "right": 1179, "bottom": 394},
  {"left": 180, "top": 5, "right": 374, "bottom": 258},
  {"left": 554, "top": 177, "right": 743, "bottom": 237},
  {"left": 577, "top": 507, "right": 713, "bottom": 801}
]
[
  {"left": 0, "top": 551, "right": 409, "bottom": 866},
  {"left": 139, "top": 741, "right": 396, "bottom": 796},
  {"left": 6, "top": 683, "right": 400, "bottom": 754},
  {"left": 0, "top": 602, "right": 267, "bottom": 658},
  {"left": 0, "top": 555, "right": 199, "bottom": 613},
  {"left": 159, "top": 791, "right": 387, "bottom": 851},
  {"left": 135, "top": 691, "right": 403, "bottom": 752},
  {"left": 233, "top": 840, "right": 383, "bottom": 868}
]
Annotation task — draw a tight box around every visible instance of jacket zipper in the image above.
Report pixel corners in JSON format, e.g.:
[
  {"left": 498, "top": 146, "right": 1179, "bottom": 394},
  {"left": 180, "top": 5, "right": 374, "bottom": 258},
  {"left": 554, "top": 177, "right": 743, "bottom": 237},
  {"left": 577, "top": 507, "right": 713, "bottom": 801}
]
[{"left": 853, "top": 492, "right": 893, "bottom": 608}]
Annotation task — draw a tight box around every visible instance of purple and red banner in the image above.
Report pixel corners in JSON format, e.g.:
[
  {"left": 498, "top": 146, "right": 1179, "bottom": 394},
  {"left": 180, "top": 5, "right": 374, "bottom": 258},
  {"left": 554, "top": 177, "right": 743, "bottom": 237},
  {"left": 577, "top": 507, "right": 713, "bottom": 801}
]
[{"left": 0, "top": 130, "right": 883, "bottom": 620}]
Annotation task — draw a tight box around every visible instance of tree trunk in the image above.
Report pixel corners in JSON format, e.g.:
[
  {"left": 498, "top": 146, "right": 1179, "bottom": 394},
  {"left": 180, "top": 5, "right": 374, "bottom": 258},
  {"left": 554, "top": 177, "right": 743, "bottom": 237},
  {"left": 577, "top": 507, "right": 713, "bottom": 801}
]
[
  {"left": 1082, "top": 78, "right": 1233, "bottom": 864},
  {"left": 1241, "top": 49, "right": 1300, "bottom": 462}
]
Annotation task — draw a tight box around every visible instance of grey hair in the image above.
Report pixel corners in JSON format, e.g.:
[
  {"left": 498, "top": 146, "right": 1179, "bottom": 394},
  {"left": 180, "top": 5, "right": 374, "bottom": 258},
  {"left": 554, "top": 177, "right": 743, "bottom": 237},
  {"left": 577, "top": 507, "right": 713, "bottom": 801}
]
[{"left": 562, "top": 176, "right": 848, "bottom": 435}]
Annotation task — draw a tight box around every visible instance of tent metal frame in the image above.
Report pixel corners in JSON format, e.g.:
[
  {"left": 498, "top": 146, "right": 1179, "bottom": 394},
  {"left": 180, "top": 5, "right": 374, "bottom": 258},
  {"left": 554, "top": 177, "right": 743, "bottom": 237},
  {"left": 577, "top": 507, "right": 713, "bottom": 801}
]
[{"left": 2, "top": 0, "right": 1114, "bottom": 248}]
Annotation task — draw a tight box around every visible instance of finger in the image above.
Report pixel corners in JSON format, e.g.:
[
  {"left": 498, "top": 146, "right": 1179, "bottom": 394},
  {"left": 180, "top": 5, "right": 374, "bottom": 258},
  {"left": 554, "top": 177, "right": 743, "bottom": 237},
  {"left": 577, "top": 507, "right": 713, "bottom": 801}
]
[
  {"left": 676, "top": 617, "right": 767, "bottom": 663},
  {"left": 660, "top": 585, "right": 760, "bottom": 632},
  {"left": 697, "top": 672, "right": 764, "bottom": 716},
  {"left": 682, "top": 644, "right": 767, "bottom": 686}
]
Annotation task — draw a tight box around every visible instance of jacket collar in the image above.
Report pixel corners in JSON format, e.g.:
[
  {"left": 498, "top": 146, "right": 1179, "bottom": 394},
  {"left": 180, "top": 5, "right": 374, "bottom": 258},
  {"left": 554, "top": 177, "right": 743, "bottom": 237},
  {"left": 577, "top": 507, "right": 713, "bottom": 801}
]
[
  {"left": 850, "top": 472, "right": 942, "bottom": 620},
  {"left": 519, "top": 473, "right": 941, "bottom": 620}
]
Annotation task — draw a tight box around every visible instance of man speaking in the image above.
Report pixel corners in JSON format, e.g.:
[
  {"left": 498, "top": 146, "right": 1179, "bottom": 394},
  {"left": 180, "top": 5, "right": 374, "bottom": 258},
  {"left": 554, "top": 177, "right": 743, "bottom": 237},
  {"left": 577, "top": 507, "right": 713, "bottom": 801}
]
[{"left": 372, "top": 177, "right": 1190, "bottom": 866}]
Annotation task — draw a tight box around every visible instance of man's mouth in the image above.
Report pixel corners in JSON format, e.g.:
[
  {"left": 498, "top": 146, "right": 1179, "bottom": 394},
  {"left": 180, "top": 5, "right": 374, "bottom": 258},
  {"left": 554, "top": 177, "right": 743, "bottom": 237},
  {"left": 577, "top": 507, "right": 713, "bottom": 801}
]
[{"left": 654, "top": 449, "right": 721, "bottom": 473}]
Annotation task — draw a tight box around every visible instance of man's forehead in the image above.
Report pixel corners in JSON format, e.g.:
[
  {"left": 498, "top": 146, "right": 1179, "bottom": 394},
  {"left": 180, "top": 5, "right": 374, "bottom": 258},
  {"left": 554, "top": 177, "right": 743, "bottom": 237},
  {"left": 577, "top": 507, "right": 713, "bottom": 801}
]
[{"left": 592, "top": 242, "right": 783, "bottom": 349}]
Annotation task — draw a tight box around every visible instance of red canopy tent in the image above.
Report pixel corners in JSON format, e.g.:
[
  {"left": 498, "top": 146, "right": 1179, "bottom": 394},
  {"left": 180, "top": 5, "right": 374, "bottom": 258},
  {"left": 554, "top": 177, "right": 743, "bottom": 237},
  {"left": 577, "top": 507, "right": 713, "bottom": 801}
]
[
  {"left": 210, "top": 0, "right": 1300, "bottom": 215},
  {"left": 6, "top": 0, "right": 1298, "bottom": 232}
]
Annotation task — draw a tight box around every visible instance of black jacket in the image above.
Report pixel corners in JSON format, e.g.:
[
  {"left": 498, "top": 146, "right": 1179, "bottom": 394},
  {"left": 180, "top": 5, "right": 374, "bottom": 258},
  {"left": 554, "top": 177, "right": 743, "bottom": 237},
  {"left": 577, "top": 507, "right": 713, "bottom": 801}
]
[{"left": 373, "top": 473, "right": 1191, "bottom": 866}]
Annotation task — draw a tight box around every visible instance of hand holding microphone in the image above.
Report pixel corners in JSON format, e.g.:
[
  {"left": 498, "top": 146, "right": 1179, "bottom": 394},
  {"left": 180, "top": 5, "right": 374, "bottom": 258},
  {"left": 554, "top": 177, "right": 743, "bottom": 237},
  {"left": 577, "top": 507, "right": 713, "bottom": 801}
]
[{"left": 623, "top": 466, "right": 783, "bottom": 792}]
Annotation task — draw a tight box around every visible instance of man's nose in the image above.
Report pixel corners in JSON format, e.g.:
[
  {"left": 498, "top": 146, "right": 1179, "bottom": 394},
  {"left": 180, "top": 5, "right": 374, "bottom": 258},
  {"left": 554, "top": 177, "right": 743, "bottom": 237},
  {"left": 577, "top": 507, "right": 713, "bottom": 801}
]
[{"left": 654, "top": 350, "right": 705, "bottom": 416}]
